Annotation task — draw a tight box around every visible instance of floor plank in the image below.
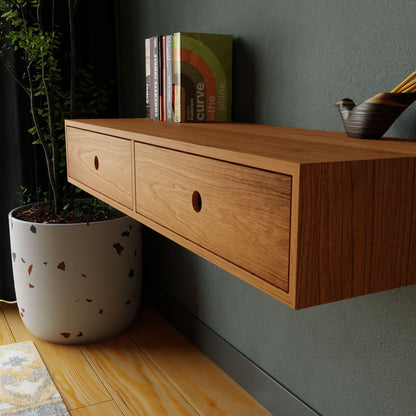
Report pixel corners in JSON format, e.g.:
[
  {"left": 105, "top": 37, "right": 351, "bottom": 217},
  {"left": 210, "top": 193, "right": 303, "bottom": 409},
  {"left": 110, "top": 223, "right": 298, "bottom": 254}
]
[
  {"left": 128, "top": 305, "right": 272, "bottom": 416},
  {"left": 81, "top": 333, "right": 200, "bottom": 416},
  {"left": 70, "top": 401, "right": 125, "bottom": 416},
  {"left": 0, "top": 303, "right": 15, "bottom": 345},
  {"left": 1, "top": 302, "right": 111, "bottom": 411},
  {"left": 0, "top": 302, "right": 269, "bottom": 416}
]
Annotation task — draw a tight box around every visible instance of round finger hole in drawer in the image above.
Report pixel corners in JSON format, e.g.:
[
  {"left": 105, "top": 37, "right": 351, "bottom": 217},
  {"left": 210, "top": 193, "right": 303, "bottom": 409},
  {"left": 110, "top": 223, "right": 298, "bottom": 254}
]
[
  {"left": 94, "top": 156, "right": 99, "bottom": 170},
  {"left": 192, "top": 191, "right": 202, "bottom": 212}
]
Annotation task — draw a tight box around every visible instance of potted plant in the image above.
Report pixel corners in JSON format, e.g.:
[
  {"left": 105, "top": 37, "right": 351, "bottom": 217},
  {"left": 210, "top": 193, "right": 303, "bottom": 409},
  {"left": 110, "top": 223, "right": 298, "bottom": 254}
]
[{"left": 1, "top": 0, "right": 141, "bottom": 343}]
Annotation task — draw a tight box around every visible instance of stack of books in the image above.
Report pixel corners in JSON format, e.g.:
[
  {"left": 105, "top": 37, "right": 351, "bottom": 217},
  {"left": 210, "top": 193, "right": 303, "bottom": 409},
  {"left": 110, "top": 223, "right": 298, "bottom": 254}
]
[{"left": 145, "top": 32, "right": 233, "bottom": 122}]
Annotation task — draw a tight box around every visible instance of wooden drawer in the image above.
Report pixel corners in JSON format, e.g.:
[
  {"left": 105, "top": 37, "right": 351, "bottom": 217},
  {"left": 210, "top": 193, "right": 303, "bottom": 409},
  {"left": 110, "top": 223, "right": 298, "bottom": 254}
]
[
  {"left": 65, "top": 119, "right": 416, "bottom": 308},
  {"left": 135, "top": 142, "right": 292, "bottom": 291},
  {"left": 66, "top": 127, "right": 133, "bottom": 209}
]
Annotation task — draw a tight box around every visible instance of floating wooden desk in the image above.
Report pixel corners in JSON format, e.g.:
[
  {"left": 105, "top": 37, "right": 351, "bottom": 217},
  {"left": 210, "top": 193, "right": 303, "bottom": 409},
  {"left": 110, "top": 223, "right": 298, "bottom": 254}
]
[{"left": 65, "top": 119, "right": 416, "bottom": 309}]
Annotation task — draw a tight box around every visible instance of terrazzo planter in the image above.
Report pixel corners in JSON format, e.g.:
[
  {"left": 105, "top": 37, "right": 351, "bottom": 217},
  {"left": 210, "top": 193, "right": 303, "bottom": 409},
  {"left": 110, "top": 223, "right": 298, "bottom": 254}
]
[{"left": 8, "top": 205, "right": 141, "bottom": 344}]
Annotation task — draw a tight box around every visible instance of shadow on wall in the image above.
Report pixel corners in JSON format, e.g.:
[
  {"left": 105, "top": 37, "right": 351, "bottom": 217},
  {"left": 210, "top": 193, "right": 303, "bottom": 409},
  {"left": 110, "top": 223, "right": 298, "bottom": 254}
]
[
  {"left": 142, "top": 226, "right": 203, "bottom": 331},
  {"left": 232, "top": 37, "right": 257, "bottom": 123},
  {"left": 388, "top": 105, "right": 416, "bottom": 139}
]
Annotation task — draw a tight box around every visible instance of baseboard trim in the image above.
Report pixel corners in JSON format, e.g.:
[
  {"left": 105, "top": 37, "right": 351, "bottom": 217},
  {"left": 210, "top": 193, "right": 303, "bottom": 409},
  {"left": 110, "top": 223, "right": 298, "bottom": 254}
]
[{"left": 147, "top": 291, "right": 319, "bottom": 416}]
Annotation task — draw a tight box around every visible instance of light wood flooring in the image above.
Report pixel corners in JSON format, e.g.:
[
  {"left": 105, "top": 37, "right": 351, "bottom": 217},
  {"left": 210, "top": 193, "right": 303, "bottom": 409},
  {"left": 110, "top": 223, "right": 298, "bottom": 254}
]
[{"left": 0, "top": 302, "right": 271, "bottom": 415}]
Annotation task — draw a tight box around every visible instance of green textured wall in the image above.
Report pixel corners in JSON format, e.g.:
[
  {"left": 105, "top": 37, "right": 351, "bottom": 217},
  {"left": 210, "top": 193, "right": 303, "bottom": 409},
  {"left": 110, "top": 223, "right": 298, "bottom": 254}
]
[{"left": 117, "top": 1, "right": 416, "bottom": 414}]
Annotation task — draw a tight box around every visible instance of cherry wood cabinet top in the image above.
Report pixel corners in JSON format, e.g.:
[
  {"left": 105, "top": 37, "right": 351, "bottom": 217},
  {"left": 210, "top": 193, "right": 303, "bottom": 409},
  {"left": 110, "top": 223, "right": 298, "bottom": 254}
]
[{"left": 67, "top": 118, "right": 416, "bottom": 170}]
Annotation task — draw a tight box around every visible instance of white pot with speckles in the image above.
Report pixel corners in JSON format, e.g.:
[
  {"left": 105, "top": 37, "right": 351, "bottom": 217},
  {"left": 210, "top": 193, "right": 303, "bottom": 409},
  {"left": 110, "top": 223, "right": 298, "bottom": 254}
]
[{"left": 8, "top": 205, "right": 142, "bottom": 344}]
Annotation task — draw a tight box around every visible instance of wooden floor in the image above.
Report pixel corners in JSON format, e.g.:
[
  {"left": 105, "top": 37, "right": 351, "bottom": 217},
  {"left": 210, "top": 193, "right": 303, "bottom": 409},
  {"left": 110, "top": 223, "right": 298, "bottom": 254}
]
[{"left": 0, "top": 302, "right": 271, "bottom": 416}]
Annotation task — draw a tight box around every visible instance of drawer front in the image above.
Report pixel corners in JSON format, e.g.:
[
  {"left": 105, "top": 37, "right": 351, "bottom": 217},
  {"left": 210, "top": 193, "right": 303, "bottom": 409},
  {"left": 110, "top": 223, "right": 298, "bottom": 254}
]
[
  {"left": 135, "top": 143, "right": 291, "bottom": 291},
  {"left": 66, "top": 127, "right": 133, "bottom": 209}
]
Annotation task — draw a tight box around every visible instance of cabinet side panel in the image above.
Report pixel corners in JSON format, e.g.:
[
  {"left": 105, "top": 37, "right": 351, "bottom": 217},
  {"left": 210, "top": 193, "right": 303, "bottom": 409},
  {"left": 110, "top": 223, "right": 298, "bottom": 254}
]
[{"left": 296, "top": 158, "right": 416, "bottom": 308}]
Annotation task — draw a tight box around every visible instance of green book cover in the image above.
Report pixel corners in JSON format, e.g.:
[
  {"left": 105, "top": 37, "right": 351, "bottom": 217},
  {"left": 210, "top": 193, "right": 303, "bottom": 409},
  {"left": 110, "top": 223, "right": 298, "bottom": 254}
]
[{"left": 173, "top": 32, "right": 232, "bottom": 122}]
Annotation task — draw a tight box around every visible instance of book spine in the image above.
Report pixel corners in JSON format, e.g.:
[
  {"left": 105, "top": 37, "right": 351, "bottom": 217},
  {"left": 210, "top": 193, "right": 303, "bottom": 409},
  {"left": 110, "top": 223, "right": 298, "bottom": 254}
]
[
  {"left": 158, "top": 36, "right": 164, "bottom": 121},
  {"left": 161, "top": 36, "right": 166, "bottom": 121},
  {"left": 152, "top": 36, "right": 160, "bottom": 120},
  {"left": 173, "top": 32, "right": 182, "bottom": 122},
  {"left": 165, "top": 34, "right": 173, "bottom": 122},
  {"left": 148, "top": 38, "right": 155, "bottom": 119},
  {"left": 145, "top": 38, "right": 151, "bottom": 119}
]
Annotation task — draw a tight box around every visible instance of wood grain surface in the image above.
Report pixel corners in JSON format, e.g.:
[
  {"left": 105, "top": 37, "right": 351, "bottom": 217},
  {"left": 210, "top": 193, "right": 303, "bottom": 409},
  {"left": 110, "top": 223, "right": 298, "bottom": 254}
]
[
  {"left": 65, "top": 118, "right": 416, "bottom": 308},
  {"left": 295, "top": 157, "right": 416, "bottom": 308},
  {"left": 70, "top": 401, "right": 124, "bottom": 416},
  {"left": 81, "top": 334, "right": 200, "bottom": 416},
  {"left": 66, "top": 127, "right": 133, "bottom": 209},
  {"left": 135, "top": 142, "right": 291, "bottom": 290},
  {"left": 0, "top": 302, "right": 270, "bottom": 415},
  {"left": 128, "top": 305, "right": 272, "bottom": 416},
  {"left": 0, "top": 305, "right": 15, "bottom": 345},
  {"left": 66, "top": 118, "right": 416, "bottom": 168}
]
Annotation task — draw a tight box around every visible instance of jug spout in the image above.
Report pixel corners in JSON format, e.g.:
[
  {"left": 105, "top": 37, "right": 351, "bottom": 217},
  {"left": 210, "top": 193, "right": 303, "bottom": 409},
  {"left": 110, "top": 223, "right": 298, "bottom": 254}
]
[{"left": 335, "top": 98, "right": 355, "bottom": 124}]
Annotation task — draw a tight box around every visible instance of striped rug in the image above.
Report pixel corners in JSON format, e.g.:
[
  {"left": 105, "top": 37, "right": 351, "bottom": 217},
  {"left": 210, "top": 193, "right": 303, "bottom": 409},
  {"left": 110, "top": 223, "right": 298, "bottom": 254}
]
[{"left": 0, "top": 341, "right": 69, "bottom": 415}]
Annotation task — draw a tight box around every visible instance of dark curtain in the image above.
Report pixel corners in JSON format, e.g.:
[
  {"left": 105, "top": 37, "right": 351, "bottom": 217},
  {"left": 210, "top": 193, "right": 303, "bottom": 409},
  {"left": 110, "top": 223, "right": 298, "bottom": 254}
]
[
  {"left": 0, "top": 1, "right": 119, "bottom": 301},
  {"left": 0, "top": 55, "right": 35, "bottom": 300}
]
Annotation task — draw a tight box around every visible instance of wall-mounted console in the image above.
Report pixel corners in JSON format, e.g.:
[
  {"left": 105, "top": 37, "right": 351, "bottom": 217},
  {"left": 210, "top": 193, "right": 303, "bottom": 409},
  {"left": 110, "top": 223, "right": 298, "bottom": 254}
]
[{"left": 65, "top": 119, "right": 416, "bottom": 309}]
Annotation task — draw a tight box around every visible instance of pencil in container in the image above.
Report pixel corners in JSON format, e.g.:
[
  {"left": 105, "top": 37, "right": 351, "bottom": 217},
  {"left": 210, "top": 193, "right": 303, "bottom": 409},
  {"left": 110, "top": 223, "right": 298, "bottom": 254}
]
[{"left": 391, "top": 71, "right": 416, "bottom": 93}]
